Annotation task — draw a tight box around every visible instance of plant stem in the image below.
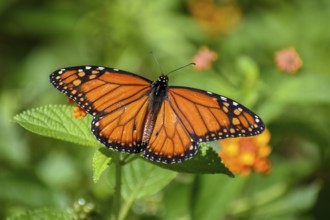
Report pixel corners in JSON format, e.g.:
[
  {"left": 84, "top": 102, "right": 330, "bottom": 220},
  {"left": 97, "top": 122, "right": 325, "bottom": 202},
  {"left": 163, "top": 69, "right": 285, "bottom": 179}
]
[{"left": 112, "top": 152, "right": 122, "bottom": 220}]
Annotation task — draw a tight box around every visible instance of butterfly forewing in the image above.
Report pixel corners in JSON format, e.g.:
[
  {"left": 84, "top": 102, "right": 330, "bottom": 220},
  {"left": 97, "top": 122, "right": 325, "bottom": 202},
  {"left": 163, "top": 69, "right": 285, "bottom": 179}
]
[
  {"left": 50, "top": 66, "right": 152, "bottom": 115},
  {"left": 167, "top": 86, "right": 265, "bottom": 143},
  {"left": 50, "top": 66, "right": 152, "bottom": 152}
]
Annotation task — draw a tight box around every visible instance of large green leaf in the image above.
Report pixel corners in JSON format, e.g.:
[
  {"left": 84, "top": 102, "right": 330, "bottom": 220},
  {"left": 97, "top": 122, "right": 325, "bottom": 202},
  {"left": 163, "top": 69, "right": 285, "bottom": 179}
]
[
  {"left": 14, "top": 105, "right": 101, "bottom": 148},
  {"left": 6, "top": 209, "right": 73, "bottom": 220}
]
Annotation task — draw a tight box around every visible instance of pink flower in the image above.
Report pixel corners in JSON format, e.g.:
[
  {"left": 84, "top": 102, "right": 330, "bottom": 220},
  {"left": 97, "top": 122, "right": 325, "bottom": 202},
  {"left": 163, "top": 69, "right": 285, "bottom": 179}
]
[
  {"left": 193, "top": 46, "right": 218, "bottom": 71},
  {"left": 275, "top": 47, "right": 303, "bottom": 74}
]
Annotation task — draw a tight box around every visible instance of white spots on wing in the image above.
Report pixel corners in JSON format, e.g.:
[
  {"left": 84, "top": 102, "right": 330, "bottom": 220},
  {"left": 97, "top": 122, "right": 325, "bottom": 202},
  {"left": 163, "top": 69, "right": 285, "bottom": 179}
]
[
  {"left": 255, "top": 118, "right": 260, "bottom": 123},
  {"left": 58, "top": 69, "right": 65, "bottom": 74},
  {"left": 207, "top": 91, "right": 212, "bottom": 94},
  {"left": 113, "top": 68, "right": 119, "bottom": 71},
  {"left": 220, "top": 96, "right": 227, "bottom": 101},
  {"left": 233, "top": 101, "right": 238, "bottom": 106},
  {"left": 97, "top": 67, "right": 105, "bottom": 70},
  {"left": 85, "top": 66, "right": 92, "bottom": 70}
]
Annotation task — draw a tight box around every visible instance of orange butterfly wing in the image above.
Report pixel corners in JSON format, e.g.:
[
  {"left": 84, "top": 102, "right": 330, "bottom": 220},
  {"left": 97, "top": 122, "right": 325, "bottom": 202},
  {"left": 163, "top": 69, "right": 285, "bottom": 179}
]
[
  {"left": 50, "top": 66, "right": 152, "bottom": 153},
  {"left": 144, "top": 100, "right": 196, "bottom": 163},
  {"left": 144, "top": 86, "right": 265, "bottom": 163}
]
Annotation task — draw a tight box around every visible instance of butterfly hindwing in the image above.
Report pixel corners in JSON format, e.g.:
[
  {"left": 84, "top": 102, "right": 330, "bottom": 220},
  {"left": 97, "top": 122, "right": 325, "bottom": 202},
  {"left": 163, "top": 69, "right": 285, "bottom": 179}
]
[
  {"left": 144, "top": 100, "right": 198, "bottom": 163},
  {"left": 92, "top": 95, "right": 150, "bottom": 153}
]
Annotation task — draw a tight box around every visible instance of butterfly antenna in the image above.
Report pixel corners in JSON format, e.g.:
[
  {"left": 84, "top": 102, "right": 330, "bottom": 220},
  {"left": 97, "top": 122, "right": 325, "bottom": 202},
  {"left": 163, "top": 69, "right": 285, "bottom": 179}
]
[
  {"left": 150, "top": 51, "right": 164, "bottom": 75},
  {"left": 166, "top": 63, "right": 196, "bottom": 76}
]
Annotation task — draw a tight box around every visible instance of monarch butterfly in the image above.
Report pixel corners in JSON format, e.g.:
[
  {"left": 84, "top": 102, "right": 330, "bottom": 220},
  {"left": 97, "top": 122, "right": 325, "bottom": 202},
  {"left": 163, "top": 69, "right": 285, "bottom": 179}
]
[{"left": 50, "top": 65, "right": 265, "bottom": 164}]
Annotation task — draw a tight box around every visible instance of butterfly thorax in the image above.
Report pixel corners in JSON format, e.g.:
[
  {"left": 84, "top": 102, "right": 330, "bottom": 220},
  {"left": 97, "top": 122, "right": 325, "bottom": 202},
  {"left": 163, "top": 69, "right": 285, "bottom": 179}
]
[{"left": 142, "top": 75, "right": 169, "bottom": 144}]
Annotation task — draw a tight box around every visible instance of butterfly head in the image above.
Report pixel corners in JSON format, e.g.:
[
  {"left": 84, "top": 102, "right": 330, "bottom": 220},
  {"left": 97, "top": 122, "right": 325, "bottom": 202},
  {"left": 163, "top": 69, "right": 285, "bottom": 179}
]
[
  {"left": 152, "top": 75, "right": 169, "bottom": 96},
  {"left": 158, "top": 75, "right": 168, "bottom": 84}
]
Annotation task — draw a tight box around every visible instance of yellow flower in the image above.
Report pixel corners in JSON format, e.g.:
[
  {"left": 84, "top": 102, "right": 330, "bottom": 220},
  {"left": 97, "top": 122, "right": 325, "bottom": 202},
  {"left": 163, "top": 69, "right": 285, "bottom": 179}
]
[
  {"left": 275, "top": 47, "right": 303, "bottom": 74},
  {"left": 219, "top": 128, "right": 272, "bottom": 176},
  {"left": 193, "top": 46, "right": 218, "bottom": 71}
]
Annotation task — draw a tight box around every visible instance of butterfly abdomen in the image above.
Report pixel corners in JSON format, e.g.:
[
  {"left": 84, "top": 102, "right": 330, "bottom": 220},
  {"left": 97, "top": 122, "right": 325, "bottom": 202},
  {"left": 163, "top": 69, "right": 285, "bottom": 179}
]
[{"left": 142, "top": 113, "right": 156, "bottom": 144}]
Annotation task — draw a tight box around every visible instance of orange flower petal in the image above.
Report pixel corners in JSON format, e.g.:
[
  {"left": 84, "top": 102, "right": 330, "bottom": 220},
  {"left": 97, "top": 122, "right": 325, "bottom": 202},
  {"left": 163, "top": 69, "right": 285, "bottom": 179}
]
[
  {"left": 254, "top": 159, "right": 271, "bottom": 175},
  {"left": 258, "top": 145, "right": 272, "bottom": 158},
  {"left": 73, "top": 106, "right": 87, "bottom": 119},
  {"left": 239, "top": 152, "right": 256, "bottom": 166},
  {"left": 255, "top": 128, "right": 271, "bottom": 145}
]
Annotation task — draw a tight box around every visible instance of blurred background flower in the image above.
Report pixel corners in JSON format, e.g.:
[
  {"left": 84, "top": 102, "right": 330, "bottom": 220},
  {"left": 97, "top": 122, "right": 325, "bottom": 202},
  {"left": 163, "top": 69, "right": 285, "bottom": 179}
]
[
  {"left": 219, "top": 128, "right": 271, "bottom": 176},
  {"left": 193, "top": 46, "right": 218, "bottom": 70},
  {"left": 275, "top": 47, "right": 303, "bottom": 74},
  {"left": 188, "top": 0, "right": 241, "bottom": 36}
]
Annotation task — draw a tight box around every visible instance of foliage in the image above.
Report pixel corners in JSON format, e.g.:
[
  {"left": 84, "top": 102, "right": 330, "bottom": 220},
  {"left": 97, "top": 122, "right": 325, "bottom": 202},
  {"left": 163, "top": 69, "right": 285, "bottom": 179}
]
[{"left": 1, "top": 0, "right": 330, "bottom": 219}]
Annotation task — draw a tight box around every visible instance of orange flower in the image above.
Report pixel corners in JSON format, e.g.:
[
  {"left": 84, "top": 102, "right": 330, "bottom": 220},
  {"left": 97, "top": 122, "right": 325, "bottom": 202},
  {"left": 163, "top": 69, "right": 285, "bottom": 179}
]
[
  {"left": 219, "top": 128, "right": 271, "bottom": 176},
  {"left": 73, "top": 106, "right": 87, "bottom": 119},
  {"left": 275, "top": 47, "right": 303, "bottom": 74},
  {"left": 188, "top": 0, "right": 241, "bottom": 36},
  {"left": 193, "top": 46, "right": 218, "bottom": 71},
  {"left": 67, "top": 99, "right": 87, "bottom": 119}
]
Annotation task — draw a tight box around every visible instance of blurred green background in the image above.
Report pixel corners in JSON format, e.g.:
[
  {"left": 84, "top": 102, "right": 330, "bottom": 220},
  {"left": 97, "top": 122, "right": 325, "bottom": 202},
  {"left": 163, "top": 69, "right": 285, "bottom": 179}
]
[{"left": 1, "top": 0, "right": 330, "bottom": 219}]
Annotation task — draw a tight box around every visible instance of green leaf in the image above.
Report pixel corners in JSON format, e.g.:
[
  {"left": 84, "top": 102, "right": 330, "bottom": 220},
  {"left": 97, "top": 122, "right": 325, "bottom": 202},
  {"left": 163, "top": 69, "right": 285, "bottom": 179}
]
[
  {"left": 14, "top": 105, "right": 101, "bottom": 148},
  {"left": 6, "top": 209, "right": 73, "bottom": 220},
  {"left": 93, "top": 148, "right": 112, "bottom": 183},
  {"left": 121, "top": 159, "right": 177, "bottom": 200},
  {"left": 118, "top": 159, "right": 177, "bottom": 219},
  {"left": 192, "top": 175, "right": 248, "bottom": 220},
  {"left": 147, "top": 143, "right": 234, "bottom": 176}
]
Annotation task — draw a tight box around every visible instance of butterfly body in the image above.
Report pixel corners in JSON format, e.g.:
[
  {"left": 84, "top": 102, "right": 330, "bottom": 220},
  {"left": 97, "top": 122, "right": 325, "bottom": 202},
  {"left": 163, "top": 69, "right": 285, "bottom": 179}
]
[
  {"left": 142, "top": 75, "right": 169, "bottom": 144},
  {"left": 50, "top": 66, "right": 265, "bottom": 164}
]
